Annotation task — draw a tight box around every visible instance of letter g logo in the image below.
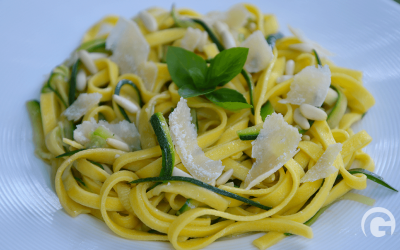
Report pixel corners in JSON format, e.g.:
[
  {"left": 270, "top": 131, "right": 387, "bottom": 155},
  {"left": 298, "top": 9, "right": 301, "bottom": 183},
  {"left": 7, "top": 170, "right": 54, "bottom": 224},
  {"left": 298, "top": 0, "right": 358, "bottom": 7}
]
[{"left": 361, "top": 207, "right": 395, "bottom": 237}]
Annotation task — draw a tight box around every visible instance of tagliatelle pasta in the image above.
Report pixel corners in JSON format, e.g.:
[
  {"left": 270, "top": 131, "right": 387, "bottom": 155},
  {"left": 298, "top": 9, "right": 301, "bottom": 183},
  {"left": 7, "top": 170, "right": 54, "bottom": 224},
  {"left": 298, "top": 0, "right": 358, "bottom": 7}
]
[{"left": 26, "top": 3, "right": 398, "bottom": 250}]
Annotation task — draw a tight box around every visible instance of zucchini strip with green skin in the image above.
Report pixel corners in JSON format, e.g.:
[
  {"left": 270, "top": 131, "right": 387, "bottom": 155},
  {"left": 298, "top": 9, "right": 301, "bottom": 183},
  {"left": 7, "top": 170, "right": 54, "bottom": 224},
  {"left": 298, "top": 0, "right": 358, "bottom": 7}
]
[
  {"left": 237, "top": 122, "right": 307, "bottom": 140},
  {"left": 176, "top": 199, "right": 200, "bottom": 215},
  {"left": 114, "top": 79, "right": 143, "bottom": 122},
  {"left": 337, "top": 168, "right": 398, "bottom": 192},
  {"left": 171, "top": 5, "right": 195, "bottom": 28},
  {"left": 266, "top": 32, "right": 284, "bottom": 49},
  {"left": 237, "top": 123, "right": 263, "bottom": 141},
  {"left": 313, "top": 49, "right": 322, "bottom": 66},
  {"left": 241, "top": 69, "right": 255, "bottom": 115},
  {"left": 88, "top": 160, "right": 104, "bottom": 169},
  {"left": 130, "top": 176, "right": 272, "bottom": 211},
  {"left": 69, "top": 40, "right": 108, "bottom": 106},
  {"left": 26, "top": 100, "right": 52, "bottom": 159},
  {"left": 42, "top": 65, "right": 69, "bottom": 108},
  {"left": 326, "top": 86, "right": 347, "bottom": 129},
  {"left": 68, "top": 60, "right": 80, "bottom": 106},
  {"left": 77, "top": 38, "right": 106, "bottom": 51},
  {"left": 190, "top": 18, "right": 255, "bottom": 114},
  {"left": 150, "top": 112, "right": 175, "bottom": 177},
  {"left": 56, "top": 149, "right": 86, "bottom": 158}
]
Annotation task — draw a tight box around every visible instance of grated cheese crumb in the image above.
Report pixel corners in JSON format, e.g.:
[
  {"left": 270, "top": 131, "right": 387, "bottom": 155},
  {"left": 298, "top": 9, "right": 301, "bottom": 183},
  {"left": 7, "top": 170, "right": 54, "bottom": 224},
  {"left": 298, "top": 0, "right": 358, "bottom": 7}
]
[
  {"left": 300, "top": 143, "right": 342, "bottom": 183},
  {"left": 244, "top": 113, "right": 301, "bottom": 190},
  {"left": 169, "top": 98, "right": 224, "bottom": 184},
  {"left": 64, "top": 93, "right": 102, "bottom": 121},
  {"left": 279, "top": 65, "right": 331, "bottom": 107}
]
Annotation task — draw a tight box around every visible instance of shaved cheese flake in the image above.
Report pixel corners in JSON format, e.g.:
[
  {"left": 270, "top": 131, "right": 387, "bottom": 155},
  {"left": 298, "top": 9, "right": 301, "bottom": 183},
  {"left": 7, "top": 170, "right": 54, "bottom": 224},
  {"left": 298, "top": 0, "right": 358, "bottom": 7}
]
[
  {"left": 180, "top": 27, "right": 209, "bottom": 52},
  {"left": 74, "top": 118, "right": 141, "bottom": 151},
  {"left": 169, "top": 98, "right": 224, "bottom": 184},
  {"left": 240, "top": 30, "right": 273, "bottom": 73},
  {"left": 224, "top": 4, "right": 249, "bottom": 30},
  {"left": 300, "top": 143, "right": 342, "bottom": 183},
  {"left": 288, "top": 25, "right": 333, "bottom": 58},
  {"left": 106, "top": 17, "right": 157, "bottom": 91},
  {"left": 203, "top": 4, "right": 249, "bottom": 30},
  {"left": 244, "top": 113, "right": 301, "bottom": 190},
  {"left": 137, "top": 61, "right": 158, "bottom": 91},
  {"left": 202, "top": 11, "right": 226, "bottom": 28},
  {"left": 180, "top": 27, "right": 203, "bottom": 52},
  {"left": 64, "top": 93, "right": 102, "bottom": 121},
  {"left": 96, "top": 22, "right": 114, "bottom": 38},
  {"left": 280, "top": 65, "right": 331, "bottom": 107}
]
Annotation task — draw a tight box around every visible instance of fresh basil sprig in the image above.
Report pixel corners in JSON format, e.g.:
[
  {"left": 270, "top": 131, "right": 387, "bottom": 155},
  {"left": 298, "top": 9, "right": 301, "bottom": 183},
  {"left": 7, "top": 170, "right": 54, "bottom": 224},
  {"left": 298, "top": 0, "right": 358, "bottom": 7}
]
[{"left": 166, "top": 46, "right": 252, "bottom": 111}]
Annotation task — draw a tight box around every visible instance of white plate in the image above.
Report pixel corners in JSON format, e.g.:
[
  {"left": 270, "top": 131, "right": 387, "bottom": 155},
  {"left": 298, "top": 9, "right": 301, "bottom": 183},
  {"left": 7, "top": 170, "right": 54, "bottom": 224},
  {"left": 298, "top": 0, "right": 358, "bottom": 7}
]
[{"left": 1, "top": 0, "right": 399, "bottom": 249}]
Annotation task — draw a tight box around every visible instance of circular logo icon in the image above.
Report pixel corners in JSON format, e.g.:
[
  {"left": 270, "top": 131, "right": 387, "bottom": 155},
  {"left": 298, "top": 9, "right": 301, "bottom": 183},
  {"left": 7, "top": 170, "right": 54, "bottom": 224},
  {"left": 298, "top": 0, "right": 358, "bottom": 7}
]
[{"left": 361, "top": 207, "right": 396, "bottom": 237}]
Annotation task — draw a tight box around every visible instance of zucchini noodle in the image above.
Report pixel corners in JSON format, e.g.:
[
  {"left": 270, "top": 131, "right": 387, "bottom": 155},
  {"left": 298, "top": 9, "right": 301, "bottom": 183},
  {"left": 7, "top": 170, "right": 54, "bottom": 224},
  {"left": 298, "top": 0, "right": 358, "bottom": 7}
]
[{"left": 27, "top": 3, "right": 395, "bottom": 250}]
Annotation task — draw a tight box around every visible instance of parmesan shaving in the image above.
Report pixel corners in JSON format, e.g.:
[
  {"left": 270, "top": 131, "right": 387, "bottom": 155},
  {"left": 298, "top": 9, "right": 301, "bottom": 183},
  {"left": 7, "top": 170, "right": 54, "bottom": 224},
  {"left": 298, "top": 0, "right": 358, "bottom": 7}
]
[
  {"left": 224, "top": 4, "right": 250, "bottom": 30},
  {"left": 300, "top": 143, "right": 342, "bottom": 183},
  {"left": 169, "top": 98, "right": 224, "bottom": 184},
  {"left": 64, "top": 93, "right": 102, "bottom": 121},
  {"left": 244, "top": 113, "right": 301, "bottom": 190},
  {"left": 106, "top": 17, "right": 157, "bottom": 91},
  {"left": 279, "top": 65, "right": 331, "bottom": 107},
  {"left": 240, "top": 30, "right": 273, "bottom": 73},
  {"left": 202, "top": 4, "right": 249, "bottom": 31},
  {"left": 180, "top": 27, "right": 203, "bottom": 52}
]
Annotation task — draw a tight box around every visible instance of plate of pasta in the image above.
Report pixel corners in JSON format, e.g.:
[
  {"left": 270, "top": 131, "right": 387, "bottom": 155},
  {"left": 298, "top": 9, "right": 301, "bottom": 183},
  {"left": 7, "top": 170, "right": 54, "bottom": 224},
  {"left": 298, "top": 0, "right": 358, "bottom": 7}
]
[{"left": 1, "top": 0, "right": 400, "bottom": 249}]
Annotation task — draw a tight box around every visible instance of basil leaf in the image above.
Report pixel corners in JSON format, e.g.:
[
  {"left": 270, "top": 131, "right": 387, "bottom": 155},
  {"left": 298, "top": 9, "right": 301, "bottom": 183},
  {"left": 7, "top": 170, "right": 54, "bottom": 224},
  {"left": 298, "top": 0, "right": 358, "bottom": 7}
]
[
  {"left": 188, "top": 68, "right": 206, "bottom": 87},
  {"left": 206, "top": 47, "right": 249, "bottom": 87},
  {"left": 178, "top": 85, "right": 215, "bottom": 98},
  {"left": 166, "top": 46, "right": 207, "bottom": 89},
  {"left": 206, "top": 88, "right": 252, "bottom": 111},
  {"left": 260, "top": 101, "right": 274, "bottom": 121}
]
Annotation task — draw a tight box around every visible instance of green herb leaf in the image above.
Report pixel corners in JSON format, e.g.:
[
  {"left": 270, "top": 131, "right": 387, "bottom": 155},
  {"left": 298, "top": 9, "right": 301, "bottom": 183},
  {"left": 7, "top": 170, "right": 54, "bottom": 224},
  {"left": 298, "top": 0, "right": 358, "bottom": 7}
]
[
  {"left": 260, "top": 101, "right": 274, "bottom": 121},
  {"left": 188, "top": 68, "right": 206, "bottom": 87},
  {"left": 206, "top": 47, "right": 249, "bottom": 87},
  {"left": 178, "top": 85, "right": 215, "bottom": 98},
  {"left": 206, "top": 88, "right": 252, "bottom": 111},
  {"left": 166, "top": 46, "right": 207, "bottom": 89}
]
